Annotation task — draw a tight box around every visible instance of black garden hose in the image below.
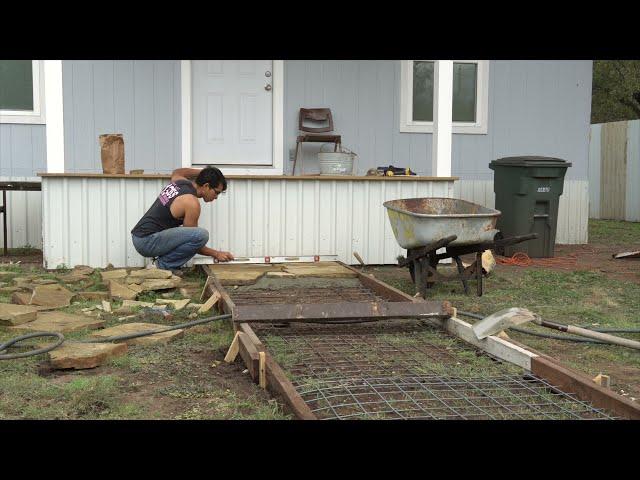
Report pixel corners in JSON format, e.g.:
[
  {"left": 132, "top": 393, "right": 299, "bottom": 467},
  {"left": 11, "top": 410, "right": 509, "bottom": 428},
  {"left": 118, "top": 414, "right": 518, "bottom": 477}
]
[
  {"left": 456, "top": 310, "right": 638, "bottom": 345},
  {"left": 0, "top": 313, "right": 232, "bottom": 360}
]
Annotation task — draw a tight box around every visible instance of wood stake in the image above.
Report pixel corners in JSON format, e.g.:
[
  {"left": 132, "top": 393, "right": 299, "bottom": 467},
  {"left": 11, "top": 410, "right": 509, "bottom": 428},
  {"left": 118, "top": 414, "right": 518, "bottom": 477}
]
[
  {"left": 224, "top": 331, "right": 241, "bottom": 363},
  {"left": 198, "top": 290, "right": 221, "bottom": 314},
  {"left": 199, "top": 276, "right": 212, "bottom": 302},
  {"left": 259, "top": 351, "right": 266, "bottom": 389}
]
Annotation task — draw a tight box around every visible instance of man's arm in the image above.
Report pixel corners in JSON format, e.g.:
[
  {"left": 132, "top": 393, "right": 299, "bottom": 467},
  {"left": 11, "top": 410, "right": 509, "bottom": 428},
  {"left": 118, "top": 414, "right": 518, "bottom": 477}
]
[
  {"left": 171, "top": 167, "right": 203, "bottom": 183},
  {"left": 179, "top": 195, "right": 234, "bottom": 262}
]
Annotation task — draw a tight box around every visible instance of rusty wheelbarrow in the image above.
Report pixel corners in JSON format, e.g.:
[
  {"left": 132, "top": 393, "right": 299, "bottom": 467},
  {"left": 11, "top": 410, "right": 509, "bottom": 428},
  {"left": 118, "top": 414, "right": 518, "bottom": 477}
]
[
  {"left": 383, "top": 197, "right": 501, "bottom": 249},
  {"left": 384, "top": 197, "right": 536, "bottom": 297}
]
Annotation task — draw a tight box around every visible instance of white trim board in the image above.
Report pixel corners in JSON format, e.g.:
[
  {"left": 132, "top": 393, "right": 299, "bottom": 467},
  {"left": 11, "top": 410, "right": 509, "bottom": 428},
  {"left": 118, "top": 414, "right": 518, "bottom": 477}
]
[
  {"left": 44, "top": 60, "right": 65, "bottom": 173},
  {"left": 180, "top": 60, "right": 284, "bottom": 175}
]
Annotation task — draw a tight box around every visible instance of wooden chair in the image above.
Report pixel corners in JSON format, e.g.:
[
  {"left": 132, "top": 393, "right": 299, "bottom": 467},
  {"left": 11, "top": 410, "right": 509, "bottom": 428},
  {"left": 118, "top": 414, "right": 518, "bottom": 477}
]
[{"left": 292, "top": 108, "right": 341, "bottom": 175}]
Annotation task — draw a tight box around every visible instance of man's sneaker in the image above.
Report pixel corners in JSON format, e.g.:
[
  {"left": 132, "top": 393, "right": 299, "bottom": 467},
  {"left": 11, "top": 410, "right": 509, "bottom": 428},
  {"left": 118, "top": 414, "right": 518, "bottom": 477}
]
[{"left": 169, "top": 269, "right": 185, "bottom": 278}]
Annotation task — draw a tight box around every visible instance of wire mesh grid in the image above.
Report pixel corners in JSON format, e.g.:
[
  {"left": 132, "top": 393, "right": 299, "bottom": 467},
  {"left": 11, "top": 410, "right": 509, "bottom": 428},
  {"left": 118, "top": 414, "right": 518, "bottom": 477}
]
[{"left": 258, "top": 322, "right": 619, "bottom": 420}]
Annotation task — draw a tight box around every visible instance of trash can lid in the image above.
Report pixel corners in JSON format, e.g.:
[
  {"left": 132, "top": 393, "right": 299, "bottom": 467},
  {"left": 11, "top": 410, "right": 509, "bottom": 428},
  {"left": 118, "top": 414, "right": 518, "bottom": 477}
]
[{"left": 490, "top": 156, "right": 572, "bottom": 167}]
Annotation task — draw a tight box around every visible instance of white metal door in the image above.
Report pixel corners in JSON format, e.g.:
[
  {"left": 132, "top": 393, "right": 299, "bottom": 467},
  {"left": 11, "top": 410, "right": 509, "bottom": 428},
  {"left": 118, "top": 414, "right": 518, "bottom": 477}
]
[{"left": 192, "top": 60, "right": 273, "bottom": 165}]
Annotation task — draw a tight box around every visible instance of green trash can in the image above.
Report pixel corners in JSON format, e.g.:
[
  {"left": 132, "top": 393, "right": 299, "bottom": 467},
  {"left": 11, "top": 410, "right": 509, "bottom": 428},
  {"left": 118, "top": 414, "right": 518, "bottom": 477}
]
[{"left": 489, "top": 156, "right": 571, "bottom": 258}]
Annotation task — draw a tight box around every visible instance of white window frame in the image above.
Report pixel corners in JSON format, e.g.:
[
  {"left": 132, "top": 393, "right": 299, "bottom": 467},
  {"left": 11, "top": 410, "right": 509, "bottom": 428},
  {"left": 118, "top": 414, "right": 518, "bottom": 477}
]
[
  {"left": 0, "top": 60, "right": 46, "bottom": 124},
  {"left": 400, "top": 60, "right": 489, "bottom": 134}
]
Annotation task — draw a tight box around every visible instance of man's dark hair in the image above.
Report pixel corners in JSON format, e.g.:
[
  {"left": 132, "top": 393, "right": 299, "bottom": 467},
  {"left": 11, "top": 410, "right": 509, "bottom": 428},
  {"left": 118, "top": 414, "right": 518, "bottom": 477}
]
[{"left": 196, "top": 166, "right": 227, "bottom": 191}]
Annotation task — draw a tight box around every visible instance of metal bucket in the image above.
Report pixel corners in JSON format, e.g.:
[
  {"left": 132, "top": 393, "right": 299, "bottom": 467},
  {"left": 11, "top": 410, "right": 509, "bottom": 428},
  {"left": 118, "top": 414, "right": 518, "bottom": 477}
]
[
  {"left": 383, "top": 197, "right": 501, "bottom": 249},
  {"left": 318, "top": 145, "right": 356, "bottom": 175}
]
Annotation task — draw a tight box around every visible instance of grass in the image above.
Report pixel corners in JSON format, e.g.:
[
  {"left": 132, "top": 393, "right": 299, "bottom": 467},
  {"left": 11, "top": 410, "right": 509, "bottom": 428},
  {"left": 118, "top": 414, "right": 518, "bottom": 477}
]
[
  {"left": 374, "top": 219, "right": 640, "bottom": 400},
  {"left": 589, "top": 219, "right": 640, "bottom": 244},
  {"left": 0, "top": 264, "right": 290, "bottom": 420}
]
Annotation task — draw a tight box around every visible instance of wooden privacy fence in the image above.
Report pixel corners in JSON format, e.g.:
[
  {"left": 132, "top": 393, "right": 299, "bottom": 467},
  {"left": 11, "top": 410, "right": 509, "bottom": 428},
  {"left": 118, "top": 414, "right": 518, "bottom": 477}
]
[{"left": 589, "top": 119, "right": 640, "bottom": 221}]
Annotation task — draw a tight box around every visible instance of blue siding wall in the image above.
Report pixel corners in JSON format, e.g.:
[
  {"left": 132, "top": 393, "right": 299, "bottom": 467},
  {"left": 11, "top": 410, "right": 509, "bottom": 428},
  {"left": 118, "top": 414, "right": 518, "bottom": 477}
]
[
  {"left": 0, "top": 124, "right": 46, "bottom": 177},
  {"left": 283, "top": 60, "right": 592, "bottom": 180},
  {"left": 62, "top": 60, "right": 181, "bottom": 173}
]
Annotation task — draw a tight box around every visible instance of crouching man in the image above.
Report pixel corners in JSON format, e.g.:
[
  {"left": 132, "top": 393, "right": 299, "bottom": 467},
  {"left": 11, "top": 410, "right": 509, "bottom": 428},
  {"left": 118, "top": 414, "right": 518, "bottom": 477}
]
[{"left": 131, "top": 166, "right": 234, "bottom": 274}]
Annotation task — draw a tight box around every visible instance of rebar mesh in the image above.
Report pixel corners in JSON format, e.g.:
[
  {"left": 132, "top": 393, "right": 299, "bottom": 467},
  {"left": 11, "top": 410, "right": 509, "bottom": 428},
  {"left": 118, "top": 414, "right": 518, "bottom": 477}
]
[{"left": 257, "top": 322, "right": 618, "bottom": 420}]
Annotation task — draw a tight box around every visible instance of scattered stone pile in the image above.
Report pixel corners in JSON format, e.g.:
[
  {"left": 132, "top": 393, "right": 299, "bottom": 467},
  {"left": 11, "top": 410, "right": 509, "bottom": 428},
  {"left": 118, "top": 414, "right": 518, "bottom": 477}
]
[{"left": 0, "top": 264, "right": 216, "bottom": 371}]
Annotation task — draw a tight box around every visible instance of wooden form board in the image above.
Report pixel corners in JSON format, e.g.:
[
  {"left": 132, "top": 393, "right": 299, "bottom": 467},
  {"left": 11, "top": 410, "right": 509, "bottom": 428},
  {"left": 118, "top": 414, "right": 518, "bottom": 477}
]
[{"left": 202, "top": 262, "right": 640, "bottom": 420}]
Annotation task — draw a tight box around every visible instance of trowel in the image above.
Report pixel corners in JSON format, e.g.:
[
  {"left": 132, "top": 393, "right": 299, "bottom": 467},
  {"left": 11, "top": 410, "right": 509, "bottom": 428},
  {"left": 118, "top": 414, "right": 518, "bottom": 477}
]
[{"left": 472, "top": 307, "right": 640, "bottom": 351}]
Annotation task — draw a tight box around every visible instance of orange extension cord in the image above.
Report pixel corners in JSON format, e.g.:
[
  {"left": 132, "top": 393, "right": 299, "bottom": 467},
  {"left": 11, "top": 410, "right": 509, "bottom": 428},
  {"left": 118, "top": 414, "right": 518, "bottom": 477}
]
[{"left": 496, "top": 247, "right": 597, "bottom": 269}]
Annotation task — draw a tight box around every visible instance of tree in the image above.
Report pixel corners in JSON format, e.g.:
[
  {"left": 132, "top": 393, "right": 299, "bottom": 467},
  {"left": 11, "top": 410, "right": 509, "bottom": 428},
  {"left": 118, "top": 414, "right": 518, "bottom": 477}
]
[{"left": 592, "top": 61, "right": 640, "bottom": 124}]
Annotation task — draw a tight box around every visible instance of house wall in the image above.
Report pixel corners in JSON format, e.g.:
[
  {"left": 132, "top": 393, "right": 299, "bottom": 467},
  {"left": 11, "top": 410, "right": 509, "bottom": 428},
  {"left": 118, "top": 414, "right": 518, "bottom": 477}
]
[
  {"left": 4, "top": 60, "right": 592, "bottom": 250},
  {"left": 61, "top": 60, "right": 182, "bottom": 173},
  {"left": 283, "top": 60, "right": 592, "bottom": 181}
]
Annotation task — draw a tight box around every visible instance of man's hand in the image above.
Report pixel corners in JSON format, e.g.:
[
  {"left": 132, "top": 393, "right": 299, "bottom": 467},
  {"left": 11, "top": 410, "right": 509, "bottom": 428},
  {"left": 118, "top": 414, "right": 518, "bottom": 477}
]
[{"left": 212, "top": 250, "right": 234, "bottom": 263}]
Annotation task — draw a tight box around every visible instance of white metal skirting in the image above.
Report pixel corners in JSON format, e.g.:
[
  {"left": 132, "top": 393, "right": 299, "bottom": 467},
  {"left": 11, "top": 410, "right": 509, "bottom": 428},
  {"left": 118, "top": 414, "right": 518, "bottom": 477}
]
[
  {"left": 0, "top": 176, "right": 42, "bottom": 249},
  {"left": 453, "top": 179, "right": 589, "bottom": 244},
  {"left": 42, "top": 177, "right": 455, "bottom": 268}
]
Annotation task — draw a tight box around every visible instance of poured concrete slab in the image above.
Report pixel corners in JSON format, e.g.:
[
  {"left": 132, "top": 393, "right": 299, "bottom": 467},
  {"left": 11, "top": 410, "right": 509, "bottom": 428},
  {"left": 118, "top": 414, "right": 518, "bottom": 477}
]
[
  {"left": 47, "top": 342, "right": 128, "bottom": 370},
  {"left": 0, "top": 303, "right": 39, "bottom": 325},
  {"left": 282, "top": 262, "right": 358, "bottom": 278},
  {"left": 11, "top": 311, "right": 105, "bottom": 333},
  {"left": 208, "top": 264, "right": 282, "bottom": 285},
  {"left": 89, "top": 322, "right": 184, "bottom": 346}
]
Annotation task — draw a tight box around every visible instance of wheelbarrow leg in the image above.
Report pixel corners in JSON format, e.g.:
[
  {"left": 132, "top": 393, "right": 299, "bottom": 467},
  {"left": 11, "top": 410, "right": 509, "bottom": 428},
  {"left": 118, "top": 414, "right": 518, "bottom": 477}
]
[
  {"left": 413, "top": 258, "right": 424, "bottom": 297},
  {"left": 476, "top": 251, "right": 483, "bottom": 296},
  {"left": 454, "top": 256, "right": 470, "bottom": 295}
]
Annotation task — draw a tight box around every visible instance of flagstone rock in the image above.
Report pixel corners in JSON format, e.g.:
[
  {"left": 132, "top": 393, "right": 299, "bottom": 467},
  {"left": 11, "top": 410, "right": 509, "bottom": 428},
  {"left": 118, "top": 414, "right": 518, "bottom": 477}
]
[
  {"left": 72, "top": 265, "right": 95, "bottom": 276},
  {"left": 11, "top": 291, "right": 33, "bottom": 305},
  {"left": 89, "top": 322, "right": 183, "bottom": 346},
  {"left": 46, "top": 342, "right": 128, "bottom": 370},
  {"left": 100, "top": 269, "right": 128, "bottom": 281},
  {"left": 73, "top": 291, "right": 111, "bottom": 301},
  {"left": 30, "top": 284, "right": 75, "bottom": 309},
  {"left": 156, "top": 298, "right": 190, "bottom": 311},
  {"left": 0, "top": 303, "right": 39, "bottom": 325},
  {"left": 57, "top": 273, "right": 91, "bottom": 284},
  {"left": 140, "top": 277, "right": 182, "bottom": 292},
  {"left": 11, "top": 311, "right": 105, "bottom": 333},
  {"left": 0, "top": 286, "right": 20, "bottom": 293},
  {"left": 32, "top": 278, "right": 59, "bottom": 285},
  {"left": 109, "top": 280, "right": 139, "bottom": 301},
  {"left": 128, "top": 269, "right": 173, "bottom": 280}
]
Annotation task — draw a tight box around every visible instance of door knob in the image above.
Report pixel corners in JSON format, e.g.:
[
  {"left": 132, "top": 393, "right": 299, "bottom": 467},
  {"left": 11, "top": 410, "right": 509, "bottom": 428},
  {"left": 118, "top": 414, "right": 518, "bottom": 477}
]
[
  {"left": 265, "top": 71, "right": 272, "bottom": 77},
  {"left": 265, "top": 84, "right": 272, "bottom": 91}
]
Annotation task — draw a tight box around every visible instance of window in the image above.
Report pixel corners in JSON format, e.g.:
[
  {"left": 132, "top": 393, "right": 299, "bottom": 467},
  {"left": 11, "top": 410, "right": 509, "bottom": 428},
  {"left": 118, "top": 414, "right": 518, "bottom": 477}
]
[
  {"left": 0, "top": 60, "right": 45, "bottom": 124},
  {"left": 400, "top": 60, "right": 489, "bottom": 134}
]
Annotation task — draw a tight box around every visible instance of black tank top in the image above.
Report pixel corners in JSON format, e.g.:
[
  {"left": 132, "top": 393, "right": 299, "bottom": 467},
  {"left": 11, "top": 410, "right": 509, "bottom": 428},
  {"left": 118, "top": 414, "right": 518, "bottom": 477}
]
[{"left": 131, "top": 179, "right": 197, "bottom": 237}]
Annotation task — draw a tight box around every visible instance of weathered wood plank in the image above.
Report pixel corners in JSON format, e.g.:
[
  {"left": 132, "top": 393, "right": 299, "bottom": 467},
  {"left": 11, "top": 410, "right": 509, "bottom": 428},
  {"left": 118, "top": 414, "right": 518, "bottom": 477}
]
[
  {"left": 531, "top": 356, "right": 640, "bottom": 420},
  {"left": 600, "top": 121, "right": 627, "bottom": 220}
]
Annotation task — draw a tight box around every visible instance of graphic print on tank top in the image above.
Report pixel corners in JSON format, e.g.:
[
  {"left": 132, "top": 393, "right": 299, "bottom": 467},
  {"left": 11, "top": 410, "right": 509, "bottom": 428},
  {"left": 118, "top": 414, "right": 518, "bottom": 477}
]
[{"left": 159, "top": 183, "right": 181, "bottom": 206}]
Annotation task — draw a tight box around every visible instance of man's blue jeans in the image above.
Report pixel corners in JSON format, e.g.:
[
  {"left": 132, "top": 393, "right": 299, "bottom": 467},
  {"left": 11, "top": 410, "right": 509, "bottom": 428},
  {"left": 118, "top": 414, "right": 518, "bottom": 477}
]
[{"left": 132, "top": 227, "right": 209, "bottom": 270}]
